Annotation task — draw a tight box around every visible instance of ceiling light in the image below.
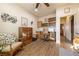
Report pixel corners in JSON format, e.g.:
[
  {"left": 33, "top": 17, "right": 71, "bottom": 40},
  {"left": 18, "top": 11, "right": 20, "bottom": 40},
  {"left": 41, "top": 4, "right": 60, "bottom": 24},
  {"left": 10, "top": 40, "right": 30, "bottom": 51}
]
[{"left": 35, "top": 8, "right": 38, "bottom": 12}]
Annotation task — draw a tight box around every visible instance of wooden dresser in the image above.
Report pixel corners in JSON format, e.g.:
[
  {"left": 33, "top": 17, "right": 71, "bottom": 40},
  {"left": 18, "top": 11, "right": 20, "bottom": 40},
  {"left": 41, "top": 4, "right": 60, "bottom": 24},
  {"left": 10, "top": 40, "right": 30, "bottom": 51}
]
[{"left": 19, "top": 27, "right": 32, "bottom": 46}]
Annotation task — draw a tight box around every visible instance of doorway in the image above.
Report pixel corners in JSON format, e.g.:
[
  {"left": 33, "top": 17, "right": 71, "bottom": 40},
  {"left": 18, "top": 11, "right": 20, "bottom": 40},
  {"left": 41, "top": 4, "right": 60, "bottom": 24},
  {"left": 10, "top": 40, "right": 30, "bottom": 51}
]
[
  {"left": 60, "top": 15, "right": 74, "bottom": 48},
  {"left": 71, "top": 15, "right": 74, "bottom": 44}
]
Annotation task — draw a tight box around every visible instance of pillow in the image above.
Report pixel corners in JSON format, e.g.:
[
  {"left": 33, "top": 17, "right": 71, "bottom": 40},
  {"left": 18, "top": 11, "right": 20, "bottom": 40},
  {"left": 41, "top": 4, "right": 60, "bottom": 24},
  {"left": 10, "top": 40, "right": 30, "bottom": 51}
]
[
  {"left": 5, "top": 33, "right": 17, "bottom": 44},
  {"left": 0, "top": 33, "right": 17, "bottom": 44},
  {"left": 0, "top": 40, "right": 4, "bottom": 46},
  {"left": 0, "top": 33, "right": 17, "bottom": 51},
  {"left": 0, "top": 39, "right": 7, "bottom": 51}
]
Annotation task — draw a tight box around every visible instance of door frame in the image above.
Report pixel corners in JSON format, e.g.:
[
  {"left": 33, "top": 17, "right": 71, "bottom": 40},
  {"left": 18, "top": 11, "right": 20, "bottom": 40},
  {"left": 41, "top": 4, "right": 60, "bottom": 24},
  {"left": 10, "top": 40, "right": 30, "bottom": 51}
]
[{"left": 60, "top": 15, "right": 74, "bottom": 44}]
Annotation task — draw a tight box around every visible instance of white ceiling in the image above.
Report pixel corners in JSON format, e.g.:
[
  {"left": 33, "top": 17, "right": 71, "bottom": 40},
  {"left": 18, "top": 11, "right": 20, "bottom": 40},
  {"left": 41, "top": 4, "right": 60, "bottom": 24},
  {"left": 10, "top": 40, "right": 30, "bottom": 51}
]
[{"left": 18, "top": 3, "right": 73, "bottom": 18}]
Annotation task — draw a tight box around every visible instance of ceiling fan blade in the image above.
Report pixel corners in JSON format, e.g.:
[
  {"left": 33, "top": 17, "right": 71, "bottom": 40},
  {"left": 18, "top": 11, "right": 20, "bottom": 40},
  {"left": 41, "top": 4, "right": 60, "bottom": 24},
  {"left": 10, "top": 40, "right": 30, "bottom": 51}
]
[
  {"left": 36, "top": 3, "right": 39, "bottom": 8},
  {"left": 44, "top": 3, "right": 49, "bottom": 7}
]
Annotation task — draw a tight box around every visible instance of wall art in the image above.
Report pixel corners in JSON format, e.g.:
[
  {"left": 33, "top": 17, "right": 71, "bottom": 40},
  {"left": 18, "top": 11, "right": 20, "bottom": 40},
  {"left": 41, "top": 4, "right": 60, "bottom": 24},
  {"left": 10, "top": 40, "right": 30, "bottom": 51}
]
[
  {"left": 21, "top": 17, "right": 28, "bottom": 26},
  {"left": 1, "top": 13, "right": 17, "bottom": 23},
  {"left": 64, "top": 8, "right": 70, "bottom": 13}
]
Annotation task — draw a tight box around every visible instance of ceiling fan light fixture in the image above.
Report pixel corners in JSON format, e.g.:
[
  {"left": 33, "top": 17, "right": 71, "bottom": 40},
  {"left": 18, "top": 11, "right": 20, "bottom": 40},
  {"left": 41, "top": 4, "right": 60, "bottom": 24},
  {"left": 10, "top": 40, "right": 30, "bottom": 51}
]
[{"left": 35, "top": 8, "right": 38, "bottom": 12}]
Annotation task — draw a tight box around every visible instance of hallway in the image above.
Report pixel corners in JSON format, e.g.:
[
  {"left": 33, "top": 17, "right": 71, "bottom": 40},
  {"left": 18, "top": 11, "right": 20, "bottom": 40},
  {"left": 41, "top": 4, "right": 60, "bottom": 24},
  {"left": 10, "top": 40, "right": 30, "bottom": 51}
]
[{"left": 60, "top": 35, "right": 72, "bottom": 49}]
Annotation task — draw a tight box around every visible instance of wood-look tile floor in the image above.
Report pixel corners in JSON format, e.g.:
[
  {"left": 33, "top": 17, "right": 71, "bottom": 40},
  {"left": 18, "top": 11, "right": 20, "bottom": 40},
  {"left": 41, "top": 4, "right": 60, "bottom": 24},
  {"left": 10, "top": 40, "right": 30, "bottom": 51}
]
[
  {"left": 60, "top": 35, "right": 79, "bottom": 56},
  {"left": 60, "top": 35, "right": 72, "bottom": 49},
  {"left": 16, "top": 39, "right": 59, "bottom": 56}
]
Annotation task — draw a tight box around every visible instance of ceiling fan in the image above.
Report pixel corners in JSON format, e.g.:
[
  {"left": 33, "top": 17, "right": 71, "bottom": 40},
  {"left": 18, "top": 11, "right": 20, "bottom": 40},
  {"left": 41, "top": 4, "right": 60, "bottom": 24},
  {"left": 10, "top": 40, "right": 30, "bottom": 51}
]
[
  {"left": 35, "top": 3, "right": 49, "bottom": 12},
  {"left": 35, "top": 3, "right": 49, "bottom": 8}
]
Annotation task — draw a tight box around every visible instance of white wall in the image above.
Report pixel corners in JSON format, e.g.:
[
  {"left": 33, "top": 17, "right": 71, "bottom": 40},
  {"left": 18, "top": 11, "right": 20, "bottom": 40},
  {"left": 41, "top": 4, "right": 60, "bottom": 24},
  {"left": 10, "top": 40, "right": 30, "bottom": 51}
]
[
  {"left": 74, "top": 9, "right": 79, "bottom": 37},
  {"left": 64, "top": 16, "right": 71, "bottom": 41},
  {"left": 0, "top": 3, "right": 37, "bottom": 37},
  {"left": 56, "top": 4, "right": 79, "bottom": 44}
]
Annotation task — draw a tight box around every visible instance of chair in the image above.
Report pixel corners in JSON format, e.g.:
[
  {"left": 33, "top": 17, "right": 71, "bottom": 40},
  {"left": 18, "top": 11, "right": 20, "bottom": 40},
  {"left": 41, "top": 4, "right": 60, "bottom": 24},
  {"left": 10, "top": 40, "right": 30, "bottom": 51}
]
[{"left": 0, "top": 33, "right": 22, "bottom": 56}]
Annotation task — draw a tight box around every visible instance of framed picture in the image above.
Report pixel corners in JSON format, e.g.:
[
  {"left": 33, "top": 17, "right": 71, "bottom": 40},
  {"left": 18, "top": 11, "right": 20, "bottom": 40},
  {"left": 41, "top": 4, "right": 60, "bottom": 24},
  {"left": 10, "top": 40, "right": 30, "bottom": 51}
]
[
  {"left": 64, "top": 8, "right": 70, "bottom": 13},
  {"left": 21, "top": 17, "right": 28, "bottom": 26}
]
